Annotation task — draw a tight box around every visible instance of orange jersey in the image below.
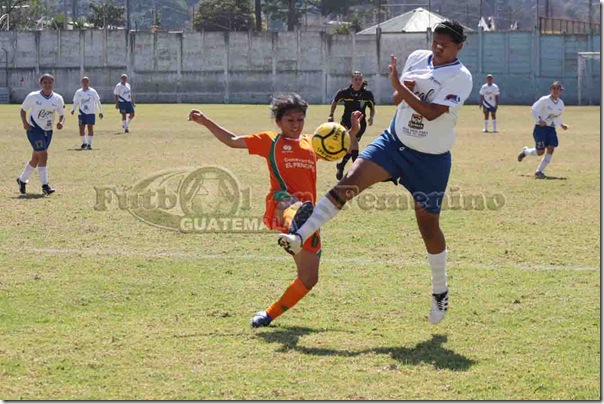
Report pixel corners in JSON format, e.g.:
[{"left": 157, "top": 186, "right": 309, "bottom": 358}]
[{"left": 245, "top": 131, "right": 317, "bottom": 230}]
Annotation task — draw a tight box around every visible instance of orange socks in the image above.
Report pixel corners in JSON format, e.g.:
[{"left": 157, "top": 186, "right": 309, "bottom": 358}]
[{"left": 266, "top": 278, "right": 310, "bottom": 320}]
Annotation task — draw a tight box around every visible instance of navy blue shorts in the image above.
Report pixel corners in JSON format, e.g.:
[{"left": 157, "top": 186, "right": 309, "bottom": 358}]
[
  {"left": 119, "top": 101, "right": 135, "bottom": 114},
  {"left": 359, "top": 130, "right": 451, "bottom": 214},
  {"left": 533, "top": 125, "right": 558, "bottom": 149},
  {"left": 78, "top": 113, "right": 96, "bottom": 126},
  {"left": 27, "top": 128, "right": 53, "bottom": 151},
  {"left": 482, "top": 105, "right": 496, "bottom": 113}
]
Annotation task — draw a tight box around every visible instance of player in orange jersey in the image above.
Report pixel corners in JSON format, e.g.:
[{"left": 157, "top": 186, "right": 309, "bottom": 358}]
[{"left": 189, "top": 93, "right": 361, "bottom": 327}]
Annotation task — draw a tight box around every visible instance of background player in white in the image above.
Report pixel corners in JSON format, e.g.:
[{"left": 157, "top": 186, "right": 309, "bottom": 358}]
[
  {"left": 478, "top": 74, "right": 500, "bottom": 132},
  {"left": 278, "top": 21, "right": 473, "bottom": 325},
  {"left": 114, "top": 73, "right": 135, "bottom": 133},
  {"left": 16, "top": 73, "right": 65, "bottom": 195},
  {"left": 517, "top": 81, "right": 569, "bottom": 179},
  {"left": 71, "top": 76, "right": 103, "bottom": 150}
]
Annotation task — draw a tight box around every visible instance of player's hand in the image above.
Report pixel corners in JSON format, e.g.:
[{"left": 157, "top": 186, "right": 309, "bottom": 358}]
[
  {"left": 188, "top": 109, "right": 207, "bottom": 124},
  {"left": 23, "top": 122, "right": 32, "bottom": 130},
  {"left": 561, "top": 123, "right": 569, "bottom": 130},
  {"left": 368, "top": 117, "right": 374, "bottom": 126},
  {"left": 388, "top": 54, "right": 402, "bottom": 90},
  {"left": 70, "top": 110, "right": 74, "bottom": 115},
  {"left": 349, "top": 111, "right": 364, "bottom": 138},
  {"left": 115, "top": 103, "right": 119, "bottom": 109},
  {"left": 327, "top": 115, "right": 334, "bottom": 122},
  {"left": 539, "top": 120, "right": 547, "bottom": 127},
  {"left": 99, "top": 113, "right": 104, "bottom": 119},
  {"left": 403, "top": 80, "right": 415, "bottom": 91},
  {"left": 56, "top": 122, "right": 64, "bottom": 130}
]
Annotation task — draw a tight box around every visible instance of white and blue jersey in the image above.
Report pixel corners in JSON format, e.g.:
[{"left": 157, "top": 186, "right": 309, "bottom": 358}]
[
  {"left": 21, "top": 90, "right": 65, "bottom": 151},
  {"left": 114, "top": 82, "right": 135, "bottom": 113},
  {"left": 358, "top": 50, "right": 472, "bottom": 214},
  {"left": 391, "top": 50, "right": 473, "bottom": 155},
  {"left": 479, "top": 83, "right": 500, "bottom": 111},
  {"left": 531, "top": 95, "right": 565, "bottom": 149},
  {"left": 72, "top": 87, "right": 102, "bottom": 125}
]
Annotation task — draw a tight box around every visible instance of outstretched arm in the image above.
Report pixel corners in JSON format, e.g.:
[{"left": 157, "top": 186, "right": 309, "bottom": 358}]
[
  {"left": 389, "top": 54, "right": 449, "bottom": 121},
  {"left": 347, "top": 110, "right": 364, "bottom": 153},
  {"left": 188, "top": 109, "right": 247, "bottom": 149}
]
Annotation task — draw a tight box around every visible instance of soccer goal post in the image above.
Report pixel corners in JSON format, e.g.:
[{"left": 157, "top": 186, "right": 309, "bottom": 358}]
[{"left": 577, "top": 52, "right": 600, "bottom": 106}]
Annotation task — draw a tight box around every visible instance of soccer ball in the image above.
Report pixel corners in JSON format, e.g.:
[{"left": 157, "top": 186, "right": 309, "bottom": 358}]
[{"left": 312, "top": 122, "right": 350, "bottom": 161}]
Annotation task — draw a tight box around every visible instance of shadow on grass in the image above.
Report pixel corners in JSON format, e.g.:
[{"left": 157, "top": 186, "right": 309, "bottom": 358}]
[
  {"left": 257, "top": 326, "right": 475, "bottom": 371},
  {"left": 519, "top": 174, "right": 568, "bottom": 180},
  {"left": 11, "top": 194, "right": 47, "bottom": 199}
]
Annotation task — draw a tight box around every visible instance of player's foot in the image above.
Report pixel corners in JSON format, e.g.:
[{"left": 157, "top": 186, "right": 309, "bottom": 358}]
[
  {"left": 517, "top": 147, "right": 528, "bottom": 162},
  {"left": 429, "top": 289, "right": 449, "bottom": 324},
  {"left": 80, "top": 143, "right": 87, "bottom": 149},
  {"left": 42, "top": 184, "right": 55, "bottom": 195},
  {"left": 534, "top": 171, "right": 546, "bottom": 179},
  {"left": 482, "top": 129, "right": 489, "bottom": 133},
  {"left": 124, "top": 128, "right": 129, "bottom": 133},
  {"left": 251, "top": 311, "right": 272, "bottom": 328},
  {"left": 86, "top": 144, "right": 92, "bottom": 150},
  {"left": 289, "top": 201, "right": 313, "bottom": 234},
  {"left": 336, "top": 162, "right": 345, "bottom": 180},
  {"left": 16, "top": 178, "right": 27, "bottom": 195},
  {"left": 492, "top": 130, "right": 498, "bottom": 133},
  {"left": 278, "top": 233, "right": 303, "bottom": 256}
]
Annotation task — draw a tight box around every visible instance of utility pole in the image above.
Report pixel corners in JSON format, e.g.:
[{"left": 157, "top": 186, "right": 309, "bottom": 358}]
[
  {"left": 287, "top": 0, "right": 295, "bottom": 31},
  {"left": 72, "top": 0, "right": 77, "bottom": 21},
  {"left": 126, "top": 0, "right": 131, "bottom": 31},
  {"left": 255, "top": 0, "right": 261, "bottom": 31}
]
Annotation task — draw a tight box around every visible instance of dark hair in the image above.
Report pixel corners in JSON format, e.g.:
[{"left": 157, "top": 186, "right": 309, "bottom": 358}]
[
  {"left": 270, "top": 93, "right": 308, "bottom": 120},
  {"left": 39, "top": 73, "right": 54, "bottom": 83},
  {"left": 434, "top": 20, "right": 466, "bottom": 43}
]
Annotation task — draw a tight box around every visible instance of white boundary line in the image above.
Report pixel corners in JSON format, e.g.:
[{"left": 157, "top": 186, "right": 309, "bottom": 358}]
[{"left": 2, "top": 247, "right": 598, "bottom": 272}]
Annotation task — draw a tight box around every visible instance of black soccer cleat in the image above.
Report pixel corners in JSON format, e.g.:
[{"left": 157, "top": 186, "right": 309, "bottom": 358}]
[
  {"left": 288, "top": 201, "right": 314, "bottom": 234},
  {"left": 42, "top": 184, "right": 55, "bottom": 195},
  {"left": 80, "top": 143, "right": 87, "bottom": 149},
  {"left": 16, "top": 178, "right": 27, "bottom": 195},
  {"left": 336, "top": 162, "right": 345, "bottom": 181}
]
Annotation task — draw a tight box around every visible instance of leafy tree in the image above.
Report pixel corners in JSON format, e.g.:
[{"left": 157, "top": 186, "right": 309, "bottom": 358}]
[
  {"left": 193, "top": 0, "right": 254, "bottom": 31},
  {"left": 87, "top": 0, "right": 125, "bottom": 29}
]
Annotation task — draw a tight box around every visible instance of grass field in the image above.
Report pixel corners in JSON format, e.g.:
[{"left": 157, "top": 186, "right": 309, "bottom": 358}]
[{"left": 0, "top": 102, "right": 600, "bottom": 400}]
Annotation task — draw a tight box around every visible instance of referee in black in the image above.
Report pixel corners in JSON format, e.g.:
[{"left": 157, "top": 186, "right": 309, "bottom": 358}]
[{"left": 328, "top": 71, "right": 376, "bottom": 180}]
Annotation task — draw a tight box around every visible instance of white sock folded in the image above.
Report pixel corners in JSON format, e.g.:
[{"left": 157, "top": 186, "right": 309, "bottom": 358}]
[
  {"left": 297, "top": 196, "right": 340, "bottom": 242},
  {"left": 19, "top": 163, "right": 35, "bottom": 182},
  {"left": 524, "top": 147, "right": 538, "bottom": 156},
  {"left": 536, "top": 153, "right": 552, "bottom": 173},
  {"left": 492, "top": 120, "right": 497, "bottom": 131},
  {"left": 38, "top": 166, "right": 48, "bottom": 185},
  {"left": 428, "top": 249, "right": 448, "bottom": 294}
]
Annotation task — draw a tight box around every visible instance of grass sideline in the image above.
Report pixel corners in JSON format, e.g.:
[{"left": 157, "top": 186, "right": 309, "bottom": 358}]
[{"left": 0, "top": 103, "right": 600, "bottom": 400}]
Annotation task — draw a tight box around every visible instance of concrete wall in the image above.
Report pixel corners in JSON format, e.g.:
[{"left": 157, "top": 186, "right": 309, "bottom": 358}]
[{"left": 0, "top": 29, "right": 599, "bottom": 105}]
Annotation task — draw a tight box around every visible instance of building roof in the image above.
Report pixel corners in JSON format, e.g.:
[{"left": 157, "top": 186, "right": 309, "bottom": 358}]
[{"left": 357, "top": 7, "right": 473, "bottom": 35}]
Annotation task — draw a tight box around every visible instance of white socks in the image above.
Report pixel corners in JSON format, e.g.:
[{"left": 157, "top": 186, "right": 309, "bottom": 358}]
[
  {"left": 19, "top": 163, "right": 35, "bottom": 182},
  {"left": 492, "top": 120, "right": 497, "bottom": 131},
  {"left": 80, "top": 135, "right": 87, "bottom": 144},
  {"left": 123, "top": 119, "right": 128, "bottom": 129},
  {"left": 297, "top": 196, "right": 340, "bottom": 242},
  {"left": 38, "top": 166, "right": 48, "bottom": 185},
  {"left": 536, "top": 153, "right": 552, "bottom": 173},
  {"left": 428, "top": 249, "right": 448, "bottom": 294},
  {"left": 524, "top": 147, "right": 538, "bottom": 156},
  {"left": 88, "top": 135, "right": 93, "bottom": 146},
  {"left": 484, "top": 120, "right": 488, "bottom": 131}
]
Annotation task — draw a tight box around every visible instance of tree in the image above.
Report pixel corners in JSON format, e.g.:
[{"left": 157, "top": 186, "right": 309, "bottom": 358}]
[
  {"left": 193, "top": 0, "right": 254, "bottom": 32},
  {"left": 88, "top": 0, "right": 125, "bottom": 29},
  {"left": 0, "top": 0, "right": 44, "bottom": 30}
]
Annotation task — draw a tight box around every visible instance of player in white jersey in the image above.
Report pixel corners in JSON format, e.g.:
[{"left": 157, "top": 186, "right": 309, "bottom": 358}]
[
  {"left": 16, "top": 73, "right": 65, "bottom": 195},
  {"left": 71, "top": 76, "right": 103, "bottom": 150},
  {"left": 478, "top": 74, "right": 500, "bottom": 132},
  {"left": 517, "top": 81, "right": 569, "bottom": 179},
  {"left": 278, "top": 21, "right": 473, "bottom": 325},
  {"left": 114, "top": 73, "right": 135, "bottom": 133}
]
